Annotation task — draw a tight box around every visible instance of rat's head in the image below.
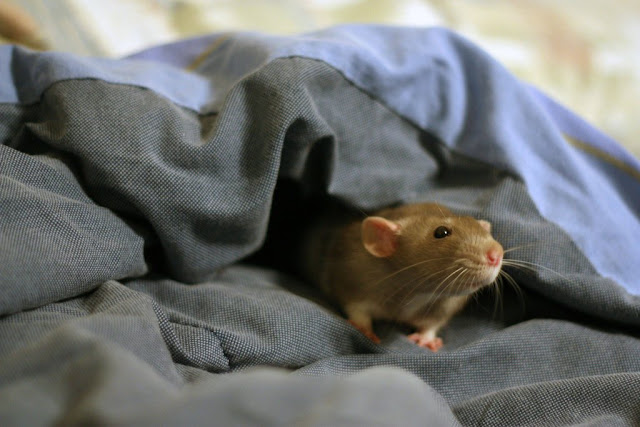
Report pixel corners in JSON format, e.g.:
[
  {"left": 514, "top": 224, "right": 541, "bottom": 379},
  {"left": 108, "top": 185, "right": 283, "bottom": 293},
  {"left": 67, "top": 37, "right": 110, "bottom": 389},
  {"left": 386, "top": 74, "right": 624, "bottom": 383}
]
[{"left": 361, "top": 203, "right": 503, "bottom": 296}]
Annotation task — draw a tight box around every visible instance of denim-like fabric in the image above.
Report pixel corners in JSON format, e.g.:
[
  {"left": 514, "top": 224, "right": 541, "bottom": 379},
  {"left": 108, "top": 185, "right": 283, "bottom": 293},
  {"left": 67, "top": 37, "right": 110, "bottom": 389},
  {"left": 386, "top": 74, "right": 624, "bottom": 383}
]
[{"left": 1, "top": 26, "right": 639, "bottom": 426}]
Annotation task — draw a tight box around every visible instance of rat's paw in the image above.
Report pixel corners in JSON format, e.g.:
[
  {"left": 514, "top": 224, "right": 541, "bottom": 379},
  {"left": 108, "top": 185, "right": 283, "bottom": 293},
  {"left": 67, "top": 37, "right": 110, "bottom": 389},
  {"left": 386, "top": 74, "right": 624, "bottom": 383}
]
[
  {"left": 407, "top": 333, "right": 443, "bottom": 352},
  {"left": 349, "top": 320, "right": 381, "bottom": 344}
]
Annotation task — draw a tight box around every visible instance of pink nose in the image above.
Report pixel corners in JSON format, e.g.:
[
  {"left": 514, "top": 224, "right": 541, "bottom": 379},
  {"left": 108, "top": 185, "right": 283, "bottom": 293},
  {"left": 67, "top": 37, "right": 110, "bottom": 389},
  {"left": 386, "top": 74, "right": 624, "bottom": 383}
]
[{"left": 486, "top": 248, "right": 502, "bottom": 267}]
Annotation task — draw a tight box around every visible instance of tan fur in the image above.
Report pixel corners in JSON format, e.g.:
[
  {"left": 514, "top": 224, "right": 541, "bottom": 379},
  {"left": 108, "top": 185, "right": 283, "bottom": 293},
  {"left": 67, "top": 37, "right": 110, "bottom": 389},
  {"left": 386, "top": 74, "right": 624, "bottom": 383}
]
[{"left": 301, "top": 202, "right": 504, "bottom": 350}]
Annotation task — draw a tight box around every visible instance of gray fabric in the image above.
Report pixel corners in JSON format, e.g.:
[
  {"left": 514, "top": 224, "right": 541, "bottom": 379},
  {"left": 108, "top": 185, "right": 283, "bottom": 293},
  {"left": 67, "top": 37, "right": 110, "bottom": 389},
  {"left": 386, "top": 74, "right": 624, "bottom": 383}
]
[{"left": 2, "top": 54, "right": 640, "bottom": 426}]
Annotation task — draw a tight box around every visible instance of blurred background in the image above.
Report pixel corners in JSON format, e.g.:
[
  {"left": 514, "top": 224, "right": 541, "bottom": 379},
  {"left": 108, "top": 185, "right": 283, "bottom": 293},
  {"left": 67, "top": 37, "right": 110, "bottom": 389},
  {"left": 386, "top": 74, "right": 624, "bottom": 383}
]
[{"left": 2, "top": 0, "right": 639, "bottom": 159}]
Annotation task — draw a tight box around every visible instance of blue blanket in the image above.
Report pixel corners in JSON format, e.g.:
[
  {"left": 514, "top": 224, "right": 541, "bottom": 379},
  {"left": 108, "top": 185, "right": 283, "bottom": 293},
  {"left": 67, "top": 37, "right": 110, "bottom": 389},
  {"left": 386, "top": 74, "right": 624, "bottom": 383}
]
[{"left": 1, "top": 25, "right": 639, "bottom": 426}]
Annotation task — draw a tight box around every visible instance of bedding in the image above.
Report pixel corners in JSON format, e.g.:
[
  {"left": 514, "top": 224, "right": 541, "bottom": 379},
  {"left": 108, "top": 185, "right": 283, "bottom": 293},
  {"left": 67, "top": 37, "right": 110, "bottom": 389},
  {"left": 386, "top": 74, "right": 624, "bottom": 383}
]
[{"left": 1, "top": 25, "right": 640, "bottom": 426}]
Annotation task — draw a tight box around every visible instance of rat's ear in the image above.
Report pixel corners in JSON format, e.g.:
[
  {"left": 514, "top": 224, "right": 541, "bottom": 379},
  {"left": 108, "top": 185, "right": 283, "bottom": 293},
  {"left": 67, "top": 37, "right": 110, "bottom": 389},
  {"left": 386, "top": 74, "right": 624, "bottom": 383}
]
[
  {"left": 362, "top": 216, "right": 400, "bottom": 258},
  {"left": 478, "top": 220, "right": 491, "bottom": 233}
]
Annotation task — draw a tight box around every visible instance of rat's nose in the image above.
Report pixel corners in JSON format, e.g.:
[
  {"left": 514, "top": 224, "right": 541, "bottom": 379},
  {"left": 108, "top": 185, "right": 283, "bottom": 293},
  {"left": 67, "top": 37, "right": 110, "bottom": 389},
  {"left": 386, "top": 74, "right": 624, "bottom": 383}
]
[{"left": 486, "top": 248, "right": 503, "bottom": 267}]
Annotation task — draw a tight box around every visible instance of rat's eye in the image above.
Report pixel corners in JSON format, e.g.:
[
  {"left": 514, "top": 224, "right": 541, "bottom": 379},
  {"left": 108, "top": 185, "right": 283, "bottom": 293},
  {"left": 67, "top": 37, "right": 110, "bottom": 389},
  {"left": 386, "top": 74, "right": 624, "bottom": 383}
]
[{"left": 433, "top": 226, "right": 451, "bottom": 239}]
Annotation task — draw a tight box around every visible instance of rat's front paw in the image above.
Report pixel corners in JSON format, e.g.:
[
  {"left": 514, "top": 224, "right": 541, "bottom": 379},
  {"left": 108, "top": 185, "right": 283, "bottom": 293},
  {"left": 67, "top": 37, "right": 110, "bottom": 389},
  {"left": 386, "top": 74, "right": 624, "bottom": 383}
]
[
  {"left": 349, "top": 320, "right": 381, "bottom": 344},
  {"left": 407, "top": 333, "right": 443, "bottom": 352}
]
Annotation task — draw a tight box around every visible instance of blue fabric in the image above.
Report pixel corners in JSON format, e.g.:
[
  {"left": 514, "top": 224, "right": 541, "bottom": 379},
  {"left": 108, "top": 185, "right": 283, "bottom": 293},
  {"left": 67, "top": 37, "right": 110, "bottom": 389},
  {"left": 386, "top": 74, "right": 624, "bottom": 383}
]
[
  {"left": 143, "top": 25, "right": 640, "bottom": 293},
  {"left": 0, "top": 45, "right": 210, "bottom": 107},
  {"left": 2, "top": 25, "right": 640, "bottom": 426},
  {"left": 4, "top": 25, "right": 637, "bottom": 291}
]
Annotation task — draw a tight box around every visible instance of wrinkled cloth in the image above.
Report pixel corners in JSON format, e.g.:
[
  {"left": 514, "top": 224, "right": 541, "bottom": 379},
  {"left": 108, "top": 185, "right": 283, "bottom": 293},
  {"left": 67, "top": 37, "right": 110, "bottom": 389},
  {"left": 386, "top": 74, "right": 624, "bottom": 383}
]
[{"left": 1, "top": 25, "right": 639, "bottom": 426}]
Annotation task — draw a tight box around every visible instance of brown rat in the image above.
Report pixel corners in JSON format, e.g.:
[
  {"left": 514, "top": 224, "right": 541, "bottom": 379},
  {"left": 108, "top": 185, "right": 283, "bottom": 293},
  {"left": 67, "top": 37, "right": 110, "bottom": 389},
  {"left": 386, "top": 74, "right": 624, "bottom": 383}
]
[{"left": 300, "top": 202, "right": 504, "bottom": 351}]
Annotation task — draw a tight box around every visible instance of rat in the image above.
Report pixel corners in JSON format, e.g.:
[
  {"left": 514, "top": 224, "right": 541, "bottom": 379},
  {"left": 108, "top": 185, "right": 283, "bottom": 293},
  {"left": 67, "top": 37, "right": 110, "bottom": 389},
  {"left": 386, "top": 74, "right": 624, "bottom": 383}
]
[{"left": 300, "top": 202, "right": 504, "bottom": 351}]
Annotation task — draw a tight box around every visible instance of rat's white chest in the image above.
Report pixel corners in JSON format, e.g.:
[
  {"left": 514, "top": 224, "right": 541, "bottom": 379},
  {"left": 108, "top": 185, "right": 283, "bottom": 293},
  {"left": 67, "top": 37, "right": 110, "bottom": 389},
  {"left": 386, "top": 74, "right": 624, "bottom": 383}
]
[{"left": 395, "top": 293, "right": 440, "bottom": 321}]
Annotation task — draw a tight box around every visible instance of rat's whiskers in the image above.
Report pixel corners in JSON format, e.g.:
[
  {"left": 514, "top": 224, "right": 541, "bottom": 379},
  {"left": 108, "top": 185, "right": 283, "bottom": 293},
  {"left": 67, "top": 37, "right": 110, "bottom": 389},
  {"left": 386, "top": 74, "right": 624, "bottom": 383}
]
[
  {"left": 378, "top": 264, "right": 459, "bottom": 306},
  {"left": 502, "top": 259, "right": 569, "bottom": 281},
  {"left": 415, "top": 266, "right": 467, "bottom": 311},
  {"left": 502, "top": 243, "right": 540, "bottom": 255},
  {"left": 372, "top": 257, "right": 457, "bottom": 289}
]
